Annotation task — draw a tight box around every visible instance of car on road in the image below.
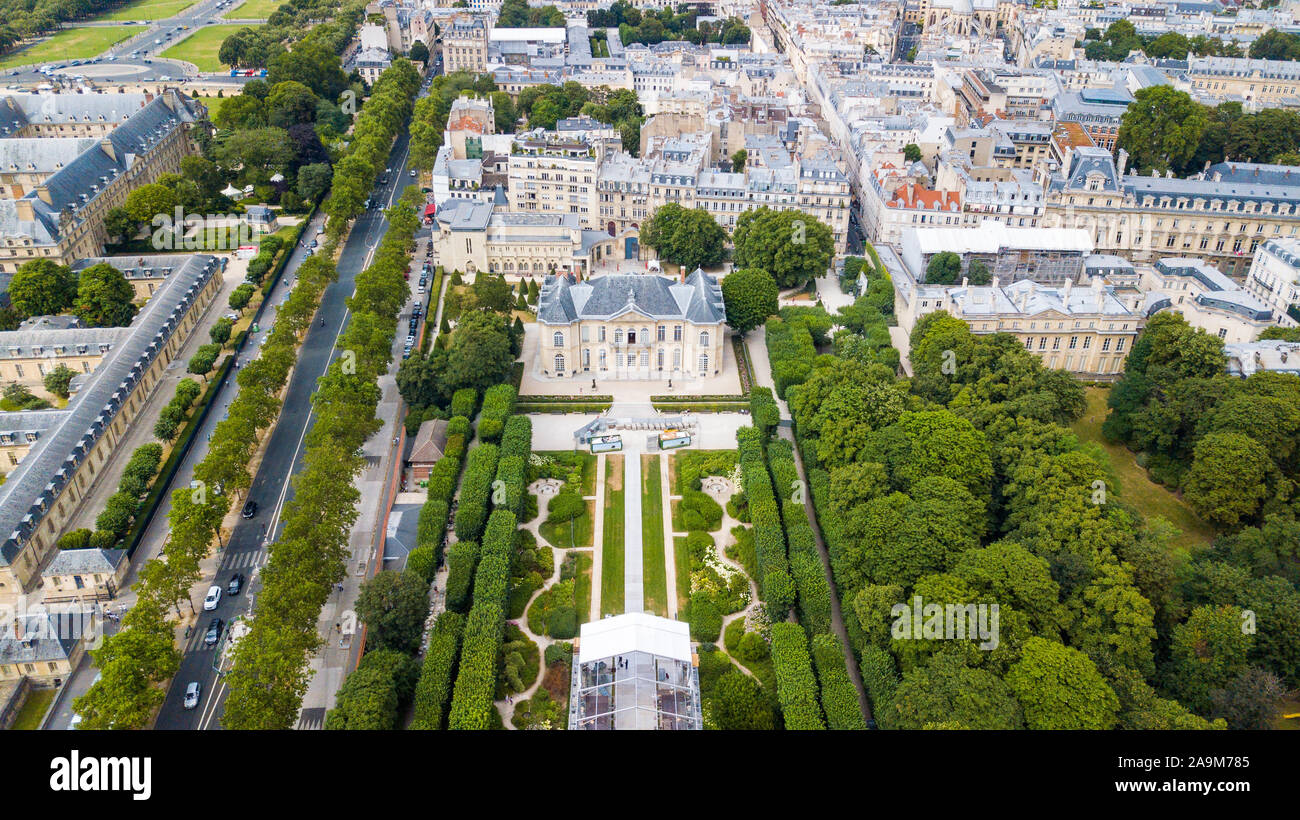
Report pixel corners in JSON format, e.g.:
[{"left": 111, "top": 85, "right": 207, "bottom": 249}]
[
  {"left": 227, "top": 573, "right": 244, "bottom": 596},
  {"left": 241, "top": 500, "right": 258, "bottom": 519},
  {"left": 203, "top": 585, "right": 222, "bottom": 611},
  {"left": 203, "top": 618, "right": 224, "bottom": 647},
  {"left": 183, "top": 681, "right": 201, "bottom": 709},
  {"left": 409, "top": 169, "right": 416, "bottom": 177}
]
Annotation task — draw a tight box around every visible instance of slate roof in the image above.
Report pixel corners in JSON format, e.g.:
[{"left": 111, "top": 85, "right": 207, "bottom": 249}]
[
  {"left": 537, "top": 270, "right": 724, "bottom": 326},
  {"left": 0, "top": 612, "right": 85, "bottom": 666},
  {"left": 0, "top": 255, "right": 223, "bottom": 568},
  {"left": 41, "top": 548, "right": 124, "bottom": 577}
]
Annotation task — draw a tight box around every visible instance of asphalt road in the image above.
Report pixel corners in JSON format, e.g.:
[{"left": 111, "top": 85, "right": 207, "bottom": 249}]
[
  {"left": 152, "top": 122, "right": 421, "bottom": 730},
  {"left": 4, "top": 0, "right": 260, "bottom": 87}
]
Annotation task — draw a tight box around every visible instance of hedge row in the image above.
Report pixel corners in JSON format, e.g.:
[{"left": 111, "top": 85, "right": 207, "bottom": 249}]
[
  {"left": 765, "top": 316, "right": 816, "bottom": 399},
  {"left": 769, "top": 622, "right": 826, "bottom": 730},
  {"left": 810, "top": 633, "right": 866, "bottom": 730},
  {"left": 450, "top": 388, "right": 476, "bottom": 420},
  {"left": 520, "top": 394, "right": 613, "bottom": 403},
  {"left": 649, "top": 394, "right": 747, "bottom": 402},
  {"left": 470, "top": 509, "right": 517, "bottom": 612},
  {"left": 153, "top": 377, "right": 202, "bottom": 441},
  {"left": 409, "top": 611, "right": 466, "bottom": 730},
  {"left": 765, "top": 440, "right": 832, "bottom": 636},
  {"left": 858, "top": 645, "right": 899, "bottom": 730},
  {"left": 415, "top": 415, "right": 469, "bottom": 566},
  {"left": 477, "top": 384, "right": 516, "bottom": 442},
  {"left": 454, "top": 442, "right": 498, "bottom": 542},
  {"left": 445, "top": 541, "right": 479, "bottom": 613},
  {"left": 750, "top": 386, "right": 780, "bottom": 439},
  {"left": 446, "top": 602, "right": 504, "bottom": 730},
  {"left": 516, "top": 402, "right": 612, "bottom": 414},
  {"left": 736, "top": 427, "right": 791, "bottom": 609},
  {"left": 651, "top": 402, "right": 749, "bottom": 413}
]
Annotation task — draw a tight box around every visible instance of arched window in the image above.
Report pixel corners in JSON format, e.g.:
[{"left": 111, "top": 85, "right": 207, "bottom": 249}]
[
  {"left": 699, "top": 331, "right": 710, "bottom": 347},
  {"left": 552, "top": 331, "right": 564, "bottom": 347},
  {"left": 615, "top": 328, "right": 624, "bottom": 344},
  {"left": 698, "top": 353, "right": 709, "bottom": 373},
  {"left": 555, "top": 353, "right": 565, "bottom": 373}
]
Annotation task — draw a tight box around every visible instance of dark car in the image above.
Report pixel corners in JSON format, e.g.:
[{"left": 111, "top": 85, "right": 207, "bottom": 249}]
[
  {"left": 241, "top": 500, "right": 257, "bottom": 519},
  {"left": 227, "top": 573, "right": 245, "bottom": 596},
  {"left": 204, "top": 618, "right": 224, "bottom": 646}
]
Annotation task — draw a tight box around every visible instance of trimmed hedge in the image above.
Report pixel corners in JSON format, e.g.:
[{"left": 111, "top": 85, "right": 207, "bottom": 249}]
[
  {"left": 450, "top": 388, "right": 477, "bottom": 420},
  {"left": 409, "top": 611, "right": 466, "bottom": 730},
  {"left": 765, "top": 317, "right": 816, "bottom": 399},
  {"left": 445, "top": 541, "right": 479, "bottom": 613},
  {"left": 454, "top": 443, "right": 498, "bottom": 542},
  {"left": 446, "top": 602, "right": 505, "bottom": 730},
  {"left": 499, "top": 415, "right": 532, "bottom": 460},
  {"left": 750, "top": 386, "right": 780, "bottom": 439},
  {"left": 859, "top": 645, "right": 899, "bottom": 730},
  {"left": 477, "top": 384, "right": 516, "bottom": 442},
  {"left": 494, "top": 456, "right": 527, "bottom": 519},
  {"left": 769, "top": 622, "right": 826, "bottom": 730},
  {"left": 471, "top": 510, "right": 517, "bottom": 611},
  {"left": 811, "top": 633, "right": 866, "bottom": 730}
]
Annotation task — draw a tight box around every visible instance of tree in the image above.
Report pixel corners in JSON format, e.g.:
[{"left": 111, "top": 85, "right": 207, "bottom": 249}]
[
  {"left": 1117, "top": 86, "right": 1210, "bottom": 174},
  {"left": 409, "top": 41, "right": 429, "bottom": 64},
  {"left": 709, "top": 669, "right": 775, "bottom": 729},
  {"left": 187, "top": 344, "right": 221, "bottom": 378},
  {"left": 1005, "top": 637, "right": 1119, "bottom": 730},
  {"left": 298, "top": 162, "right": 333, "bottom": 203},
  {"left": 213, "top": 94, "right": 267, "bottom": 131},
  {"left": 890, "top": 651, "right": 1024, "bottom": 729},
  {"left": 42, "top": 363, "right": 76, "bottom": 399},
  {"left": 1165, "top": 605, "right": 1253, "bottom": 712},
  {"left": 1209, "top": 667, "right": 1283, "bottom": 730},
  {"left": 430, "top": 311, "right": 514, "bottom": 400},
  {"left": 731, "top": 149, "right": 747, "bottom": 173},
  {"left": 124, "top": 183, "right": 179, "bottom": 224},
  {"left": 74, "top": 263, "right": 137, "bottom": 327},
  {"left": 355, "top": 570, "right": 431, "bottom": 654},
  {"left": 640, "top": 203, "right": 727, "bottom": 271},
  {"left": 720, "top": 268, "right": 778, "bottom": 334},
  {"left": 924, "top": 251, "right": 962, "bottom": 284},
  {"left": 8, "top": 258, "right": 77, "bottom": 318},
  {"left": 395, "top": 352, "right": 440, "bottom": 408},
  {"left": 903, "top": 143, "right": 922, "bottom": 163},
  {"left": 967, "top": 258, "right": 992, "bottom": 285},
  {"left": 1183, "top": 431, "right": 1273, "bottom": 527},
  {"left": 733, "top": 207, "right": 834, "bottom": 289},
  {"left": 209, "top": 317, "right": 234, "bottom": 346},
  {"left": 266, "top": 81, "right": 319, "bottom": 129},
  {"left": 104, "top": 207, "right": 138, "bottom": 244}
]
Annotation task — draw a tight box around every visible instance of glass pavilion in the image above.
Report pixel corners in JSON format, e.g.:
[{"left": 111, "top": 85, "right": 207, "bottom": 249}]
[{"left": 569, "top": 612, "right": 702, "bottom": 730}]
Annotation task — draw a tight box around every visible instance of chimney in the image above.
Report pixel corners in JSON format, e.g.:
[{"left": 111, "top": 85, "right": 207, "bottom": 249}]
[
  {"left": 991, "top": 276, "right": 1000, "bottom": 289},
  {"left": 1063, "top": 278, "right": 1073, "bottom": 301},
  {"left": 12, "top": 619, "right": 21, "bottom": 641},
  {"left": 35, "top": 185, "right": 52, "bottom": 205},
  {"left": 1117, "top": 148, "right": 1128, "bottom": 177}
]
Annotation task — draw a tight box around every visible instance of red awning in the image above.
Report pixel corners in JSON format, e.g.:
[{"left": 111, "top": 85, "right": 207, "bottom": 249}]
[{"left": 422, "top": 203, "right": 437, "bottom": 217}]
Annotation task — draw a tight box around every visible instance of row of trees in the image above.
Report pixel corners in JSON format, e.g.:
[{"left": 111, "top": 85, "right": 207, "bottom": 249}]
[
  {"left": 588, "top": 1, "right": 751, "bottom": 46},
  {"left": 223, "top": 184, "right": 423, "bottom": 728},
  {"left": 1118, "top": 86, "right": 1300, "bottom": 175},
  {"left": 1082, "top": 20, "right": 1239, "bottom": 62}
]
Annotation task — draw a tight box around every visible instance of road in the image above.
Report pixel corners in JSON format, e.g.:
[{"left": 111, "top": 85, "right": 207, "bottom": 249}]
[
  {"left": 154, "top": 81, "right": 431, "bottom": 730},
  {"left": 3, "top": 0, "right": 261, "bottom": 87}
]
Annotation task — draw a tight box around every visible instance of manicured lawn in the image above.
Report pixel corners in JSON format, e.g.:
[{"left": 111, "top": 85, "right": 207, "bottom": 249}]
[
  {"left": 101, "top": 0, "right": 196, "bottom": 20},
  {"left": 572, "top": 551, "right": 593, "bottom": 627},
  {"left": 641, "top": 454, "right": 667, "bottom": 617},
  {"left": 1071, "top": 386, "right": 1216, "bottom": 548},
  {"left": 600, "top": 455, "right": 624, "bottom": 617},
  {"left": 673, "top": 535, "right": 691, "bottom": 607},
  {"left": 533, "top": 449, "right": 597, "bottom": 496},
  {"left": 194, "top": 94, "right": 229, "bottom": 121},
  {"left": 223, "top": 0, "right": 283, "bottom": 17},
  {"left": 0, "top": 26, "right": 145, "bottom": 69},
  {"left": 8, "top": 688, "right": 55, "bottom": 730},
  {"left": 539, "top": 499, "right": 593, "bottom": 548},
  {"left": 160, "top": 25, "right": 246, "bottom": 72}
]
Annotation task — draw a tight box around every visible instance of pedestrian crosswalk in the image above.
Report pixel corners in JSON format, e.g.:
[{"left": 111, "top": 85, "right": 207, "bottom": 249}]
[
  {"left": 221, "top": 550, "right": 263, "bottom": 571},
  {"left": 297, "top": 708, "right": 325, "bottom": 730}
]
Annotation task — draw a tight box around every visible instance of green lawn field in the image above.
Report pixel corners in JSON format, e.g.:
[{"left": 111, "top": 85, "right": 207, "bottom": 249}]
[
  {"left": 1070, "top": 386, "right": 1217, "bottom": 548},
  {"left": 641, "top": 454, "right": 667, "bottom": 617},
  {"left": 160, "top": 25, "right": 246, "bottom": 72},
  {"left": 223, "top": 0, "right": 283, "bottom": 18},
  {"left": 100, "top": 0, "right": 196, "bottom": 21},
  {"left": 0, "top": 26, "right": 145, "bottom": 69},
  {"left": 600, "top": 456, "right": 624, "bottom": 617}
]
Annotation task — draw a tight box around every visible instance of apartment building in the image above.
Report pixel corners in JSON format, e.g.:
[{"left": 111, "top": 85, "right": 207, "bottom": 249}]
[
  {"left": 1140, "top": 256, "right": 1276, "bottom": 344},
  {"left": 508, "top": 132, "right": 602, "bottom": 227},
  {"left": 442, "top": 15, "right": 492, "bottom": 74},
  {"left": 900, "top": 222, "right": 1094, "bottom": 285},
  {"left": 1186, "top": 56, "right": 1300, "bottom": 111},
  {"left": 1244, "top": 237, "right": 1300, "bottom": 328}
]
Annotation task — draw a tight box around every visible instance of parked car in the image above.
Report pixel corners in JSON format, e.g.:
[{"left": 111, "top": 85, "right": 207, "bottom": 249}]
[
  {"left": 203, "top": 618, "right": 224, "bottom": 646},
  {"left": 227, "top": 573, "right": 244, "bottom": 596},
  {"left": 202, "top": 585, "right": 221, "bottom": 611},
  {"left": 183, "top": 681, "right": 201, "bottom": 709},
  {"left": 241, "top": 500, "right": 258, "bottom": 519}
]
